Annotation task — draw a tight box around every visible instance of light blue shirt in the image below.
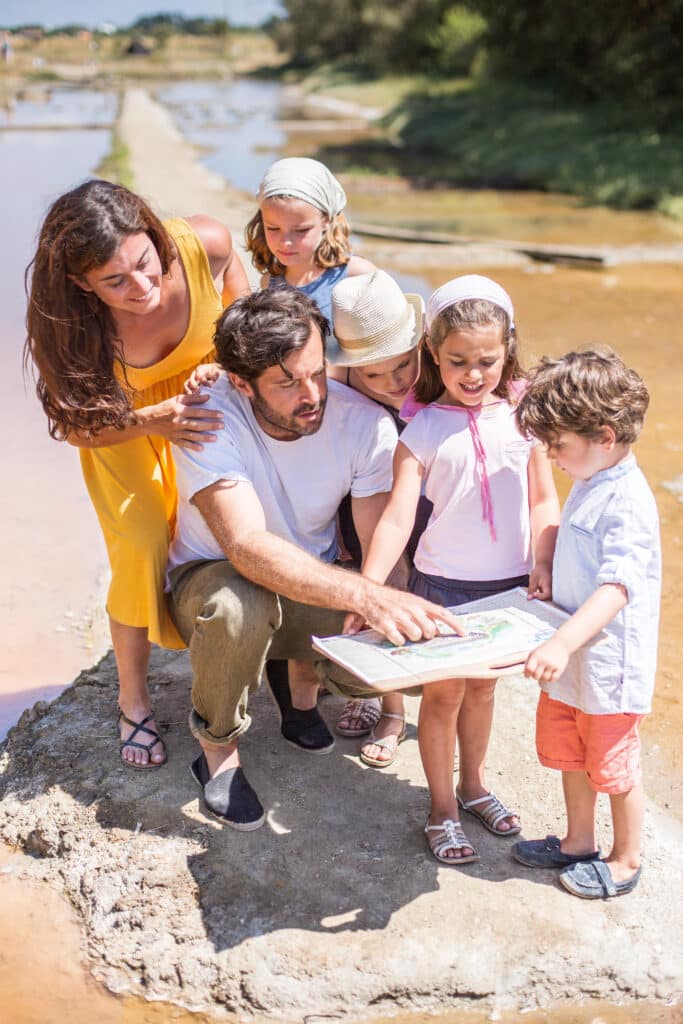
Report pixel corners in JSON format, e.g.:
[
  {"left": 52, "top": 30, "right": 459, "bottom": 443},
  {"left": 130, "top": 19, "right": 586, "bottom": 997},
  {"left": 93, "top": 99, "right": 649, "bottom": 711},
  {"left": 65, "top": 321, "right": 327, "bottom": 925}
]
[{"left": 546, "top": 455, "right": 661, "bottom": 714}]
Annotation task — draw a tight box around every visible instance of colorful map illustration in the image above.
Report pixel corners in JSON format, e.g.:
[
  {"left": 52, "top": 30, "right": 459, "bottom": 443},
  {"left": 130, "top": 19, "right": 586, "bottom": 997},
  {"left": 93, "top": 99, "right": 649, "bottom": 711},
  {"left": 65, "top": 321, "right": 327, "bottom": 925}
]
[{"left": 313, "top": 589, "right": 571, "bottom": 690}]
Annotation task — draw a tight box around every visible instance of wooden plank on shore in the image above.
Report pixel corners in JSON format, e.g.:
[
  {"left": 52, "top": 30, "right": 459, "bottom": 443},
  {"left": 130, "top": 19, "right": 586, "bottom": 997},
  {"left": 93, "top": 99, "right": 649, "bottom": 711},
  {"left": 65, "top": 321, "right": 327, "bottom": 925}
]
[{"left": 352, "top": 220, "right": 609, "bottom": 268}]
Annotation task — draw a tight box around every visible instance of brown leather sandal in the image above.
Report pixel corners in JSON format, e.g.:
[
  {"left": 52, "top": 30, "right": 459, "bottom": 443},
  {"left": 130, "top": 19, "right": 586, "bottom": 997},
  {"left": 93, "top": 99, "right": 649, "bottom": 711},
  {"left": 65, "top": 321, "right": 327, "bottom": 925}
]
[{"left": 335, "top": 697, "right": 382, "bottom": 737}]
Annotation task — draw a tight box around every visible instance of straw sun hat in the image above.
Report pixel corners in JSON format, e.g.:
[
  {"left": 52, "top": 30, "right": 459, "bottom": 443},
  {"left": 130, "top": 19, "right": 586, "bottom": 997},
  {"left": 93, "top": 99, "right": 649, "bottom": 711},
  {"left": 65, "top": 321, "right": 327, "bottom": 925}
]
[{"left": 327, "top": 270, "right": 424, "bottom": 368}]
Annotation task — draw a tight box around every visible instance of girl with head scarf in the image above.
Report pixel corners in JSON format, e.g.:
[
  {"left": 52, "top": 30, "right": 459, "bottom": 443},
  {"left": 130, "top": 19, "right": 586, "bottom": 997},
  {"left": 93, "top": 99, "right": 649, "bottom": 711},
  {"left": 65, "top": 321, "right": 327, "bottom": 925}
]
[{"left": 245, "top": 157, "right": 376, "bottom": 326}]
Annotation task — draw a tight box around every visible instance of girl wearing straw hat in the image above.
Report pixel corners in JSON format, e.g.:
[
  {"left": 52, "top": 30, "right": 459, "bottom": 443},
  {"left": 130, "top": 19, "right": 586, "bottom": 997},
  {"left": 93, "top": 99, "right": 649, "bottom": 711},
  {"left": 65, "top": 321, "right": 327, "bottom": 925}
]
[{"left": 327, "top": 270, "right": 430, "bottom": 767}]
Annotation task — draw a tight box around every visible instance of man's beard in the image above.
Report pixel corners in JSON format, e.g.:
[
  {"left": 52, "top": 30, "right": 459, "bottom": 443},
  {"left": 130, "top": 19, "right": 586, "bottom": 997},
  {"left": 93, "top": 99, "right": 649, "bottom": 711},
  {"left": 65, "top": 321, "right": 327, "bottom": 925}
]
[{"left": 250, "top": 384, "right": 327, "bottom": 440}]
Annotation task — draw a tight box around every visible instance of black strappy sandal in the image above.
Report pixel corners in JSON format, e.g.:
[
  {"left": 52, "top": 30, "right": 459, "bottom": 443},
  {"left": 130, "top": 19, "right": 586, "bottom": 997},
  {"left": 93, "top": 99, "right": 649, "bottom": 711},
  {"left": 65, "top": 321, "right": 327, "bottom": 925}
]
[{"left": 117, "top": 707, "right": 168, "bottom": 770}]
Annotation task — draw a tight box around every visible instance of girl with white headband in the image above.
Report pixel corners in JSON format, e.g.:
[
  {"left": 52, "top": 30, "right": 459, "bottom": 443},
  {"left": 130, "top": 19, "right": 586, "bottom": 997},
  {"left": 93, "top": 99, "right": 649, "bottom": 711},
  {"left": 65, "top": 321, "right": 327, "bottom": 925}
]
[
  {"left": 245, "top": 157, "right": 375, "bottom": 325},
  {"left": 359, "top": 274, "right": 560, "bottom": 865}
]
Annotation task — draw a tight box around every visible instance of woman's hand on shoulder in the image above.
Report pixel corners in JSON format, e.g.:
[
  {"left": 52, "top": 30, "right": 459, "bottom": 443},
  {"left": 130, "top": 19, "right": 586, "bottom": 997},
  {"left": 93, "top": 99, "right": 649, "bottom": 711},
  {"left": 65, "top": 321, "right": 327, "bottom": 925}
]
[
  {"left": 138, "top": 390, "right": 224, "bottom": 450},
  {"left": 346, "top": 255, "right": 377, "bottom": 277},
  {"left": 184, "top": 362, "right": 222, "bottom": 394}
]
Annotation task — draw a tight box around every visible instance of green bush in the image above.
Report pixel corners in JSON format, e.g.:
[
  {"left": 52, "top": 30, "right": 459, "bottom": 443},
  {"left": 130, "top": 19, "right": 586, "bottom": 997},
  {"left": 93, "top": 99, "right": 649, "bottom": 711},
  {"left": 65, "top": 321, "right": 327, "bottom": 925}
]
[{"left": 430, "top": 6, "right": 487, "bottom": 74}]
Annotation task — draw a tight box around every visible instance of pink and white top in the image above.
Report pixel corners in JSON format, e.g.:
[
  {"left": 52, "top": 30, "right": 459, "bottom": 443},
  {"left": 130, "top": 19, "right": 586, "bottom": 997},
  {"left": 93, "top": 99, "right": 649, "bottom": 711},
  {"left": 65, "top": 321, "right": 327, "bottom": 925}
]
[{"left": 399, "top": 397, "right": 535, "bottom": 582}]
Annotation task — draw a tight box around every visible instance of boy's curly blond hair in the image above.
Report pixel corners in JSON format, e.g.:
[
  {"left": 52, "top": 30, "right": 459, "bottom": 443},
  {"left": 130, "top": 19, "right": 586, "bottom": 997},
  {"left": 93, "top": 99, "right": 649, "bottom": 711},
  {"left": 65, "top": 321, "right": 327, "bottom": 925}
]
[
  {"left": 245, "top": 206, "right": 352, "bottom": 276},
  {"left": 516, "top": 347, "right": 649, "bottom": 445}
]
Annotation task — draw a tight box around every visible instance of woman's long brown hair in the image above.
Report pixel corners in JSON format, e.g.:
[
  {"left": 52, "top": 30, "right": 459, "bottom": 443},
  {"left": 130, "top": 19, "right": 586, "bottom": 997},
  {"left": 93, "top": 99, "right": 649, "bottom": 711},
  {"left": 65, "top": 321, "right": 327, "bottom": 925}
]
[{"left": 24, "top": 179, "right": 175, "bottom": 439}]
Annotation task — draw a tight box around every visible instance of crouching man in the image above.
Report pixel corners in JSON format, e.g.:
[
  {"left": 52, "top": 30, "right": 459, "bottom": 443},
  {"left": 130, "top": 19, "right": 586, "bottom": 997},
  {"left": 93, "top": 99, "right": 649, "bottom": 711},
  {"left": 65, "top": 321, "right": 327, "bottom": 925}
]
[{"left": 168, "top": 288, "right": 459, "bottom": 829}]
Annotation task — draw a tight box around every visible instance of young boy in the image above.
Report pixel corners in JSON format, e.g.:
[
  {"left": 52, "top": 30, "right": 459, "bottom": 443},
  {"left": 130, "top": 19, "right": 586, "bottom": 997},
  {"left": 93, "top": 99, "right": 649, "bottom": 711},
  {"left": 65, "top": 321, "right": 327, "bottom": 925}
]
[{"left": 513, "top": 348, "right": 660, "bottom": 899}]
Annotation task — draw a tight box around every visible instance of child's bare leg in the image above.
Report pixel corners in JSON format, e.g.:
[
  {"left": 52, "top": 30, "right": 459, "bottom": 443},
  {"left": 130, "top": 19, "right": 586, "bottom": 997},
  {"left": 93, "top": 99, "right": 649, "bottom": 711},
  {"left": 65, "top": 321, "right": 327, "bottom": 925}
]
[
  {"left": 419, "top": 677, "right": 471, "bottom": 859},
  {"left": 562, "top": 770, "right": 599, "bottom": 854},
  {"left": 287, "top": 659, "right": 319, "bottom": 710},
  {"left": 456, "top": 678, "right": 519, "bottom": 831},
  {"left": 605, "top": 782, "right": 644, "bottom": 882}
]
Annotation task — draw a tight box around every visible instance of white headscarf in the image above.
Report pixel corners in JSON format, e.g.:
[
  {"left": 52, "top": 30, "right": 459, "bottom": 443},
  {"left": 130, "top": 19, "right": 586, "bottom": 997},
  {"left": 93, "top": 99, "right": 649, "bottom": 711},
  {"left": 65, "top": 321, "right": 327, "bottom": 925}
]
[
  {"left": 426, "top": 274, "right": 515, "bottom": 331},
  {"left": 257, "top": 157, "right": 347, "bottom": 218}
]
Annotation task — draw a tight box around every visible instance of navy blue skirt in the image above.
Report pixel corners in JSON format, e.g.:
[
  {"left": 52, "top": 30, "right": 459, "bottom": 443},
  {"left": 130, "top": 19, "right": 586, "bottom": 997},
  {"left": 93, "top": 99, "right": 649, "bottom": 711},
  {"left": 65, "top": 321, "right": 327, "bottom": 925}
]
[{"left": 409, "top": 567, "right": 529, "bottom": 609}]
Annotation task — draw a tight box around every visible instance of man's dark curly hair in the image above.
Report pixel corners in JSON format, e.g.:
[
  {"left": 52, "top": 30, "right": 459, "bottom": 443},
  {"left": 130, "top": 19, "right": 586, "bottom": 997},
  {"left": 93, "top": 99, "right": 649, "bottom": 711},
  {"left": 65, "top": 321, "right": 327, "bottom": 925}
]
[{"left": 214, "top": 286, "right": 328, "bottom": 381}]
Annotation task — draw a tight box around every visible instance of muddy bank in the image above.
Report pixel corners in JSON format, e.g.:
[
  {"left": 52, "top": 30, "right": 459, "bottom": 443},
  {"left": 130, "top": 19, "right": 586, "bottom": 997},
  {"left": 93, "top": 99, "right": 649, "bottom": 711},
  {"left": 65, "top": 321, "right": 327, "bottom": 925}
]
[{"left": 1, "top": 650, "right": 681, "bottom": 1018}]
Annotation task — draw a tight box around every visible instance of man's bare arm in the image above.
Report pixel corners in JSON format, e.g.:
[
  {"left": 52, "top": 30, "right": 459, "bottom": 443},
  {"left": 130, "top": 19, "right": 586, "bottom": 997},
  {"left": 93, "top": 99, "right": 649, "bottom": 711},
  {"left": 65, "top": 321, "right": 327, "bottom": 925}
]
[{"left": 193, "top": 479, "right": 463, "bottom": 645}]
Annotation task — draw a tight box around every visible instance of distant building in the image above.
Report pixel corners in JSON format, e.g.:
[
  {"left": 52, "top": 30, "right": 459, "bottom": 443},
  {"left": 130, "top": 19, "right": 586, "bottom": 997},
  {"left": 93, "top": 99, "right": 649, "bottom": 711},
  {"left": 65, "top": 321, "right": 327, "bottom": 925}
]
[
  {"left": 125, "top": 39, "right": 152, "bottom": 56},
  {"left": 18, "top": 28, "right": 44, "bottom": 42}
]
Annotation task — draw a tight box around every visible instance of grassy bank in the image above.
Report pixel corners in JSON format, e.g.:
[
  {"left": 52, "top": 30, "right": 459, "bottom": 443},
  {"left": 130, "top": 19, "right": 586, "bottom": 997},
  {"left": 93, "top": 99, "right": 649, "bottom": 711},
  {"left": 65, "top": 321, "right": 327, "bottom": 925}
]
[
  {"left": 296, "top": 64, "right": 683, "bottom": 217},
  {"left": 94, "top": 127, "right": 133, "bottom": 189}
]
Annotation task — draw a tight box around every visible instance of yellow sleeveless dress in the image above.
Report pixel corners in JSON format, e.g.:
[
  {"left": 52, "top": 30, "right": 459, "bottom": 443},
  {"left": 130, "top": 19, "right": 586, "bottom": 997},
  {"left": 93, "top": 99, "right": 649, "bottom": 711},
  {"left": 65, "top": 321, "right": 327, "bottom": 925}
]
[{"left": 79, "top": 218, "right": 222, "bottom": 649}]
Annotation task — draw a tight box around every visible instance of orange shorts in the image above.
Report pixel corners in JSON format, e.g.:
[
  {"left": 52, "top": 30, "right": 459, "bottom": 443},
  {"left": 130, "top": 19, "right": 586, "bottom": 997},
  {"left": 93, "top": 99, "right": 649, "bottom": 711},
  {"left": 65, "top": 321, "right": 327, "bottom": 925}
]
[{"left": 536, "top": 691, "right": 644, "bottom": 795}]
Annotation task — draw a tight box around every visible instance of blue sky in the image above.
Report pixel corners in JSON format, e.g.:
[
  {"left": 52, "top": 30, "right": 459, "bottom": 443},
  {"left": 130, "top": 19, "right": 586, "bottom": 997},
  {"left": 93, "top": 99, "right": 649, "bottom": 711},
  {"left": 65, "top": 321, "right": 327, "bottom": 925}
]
[{"left": 1, "top": 1, "right": 282, "bottom": 29}]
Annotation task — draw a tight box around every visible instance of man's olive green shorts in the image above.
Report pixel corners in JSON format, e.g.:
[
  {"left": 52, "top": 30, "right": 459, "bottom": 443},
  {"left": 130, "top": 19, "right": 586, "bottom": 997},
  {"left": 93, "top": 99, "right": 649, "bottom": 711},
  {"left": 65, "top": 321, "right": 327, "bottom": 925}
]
[{"left": 169, "top": 558, "right": 388, "bottom": 748}]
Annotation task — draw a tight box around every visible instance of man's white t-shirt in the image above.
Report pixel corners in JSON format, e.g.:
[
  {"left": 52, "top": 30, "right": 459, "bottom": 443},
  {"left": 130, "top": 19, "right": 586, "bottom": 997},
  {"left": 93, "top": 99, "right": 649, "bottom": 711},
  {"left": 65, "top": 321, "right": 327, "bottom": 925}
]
[{"left": 168, "top": 376, "right": 398, "bottom": 571}]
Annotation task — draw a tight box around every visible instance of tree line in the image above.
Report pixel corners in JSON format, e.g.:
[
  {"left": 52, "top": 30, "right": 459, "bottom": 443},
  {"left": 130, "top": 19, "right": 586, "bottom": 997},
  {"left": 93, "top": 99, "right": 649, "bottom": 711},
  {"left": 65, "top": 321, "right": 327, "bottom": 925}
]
[
  {"left": 269, "top": 1, "right": 683, "bottom": 108},
  {"left": 2, "top": 15, "right": 230, "bottom": 37}
]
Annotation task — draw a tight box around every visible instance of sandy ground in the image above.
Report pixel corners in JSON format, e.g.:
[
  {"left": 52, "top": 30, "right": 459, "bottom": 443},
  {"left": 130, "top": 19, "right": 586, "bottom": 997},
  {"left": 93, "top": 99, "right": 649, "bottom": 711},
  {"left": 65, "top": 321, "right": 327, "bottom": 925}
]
[
  {"left": 0, "top": 86, "right": 681, "bottom": 1021},
  {"left": 1, "top": 649, "right": 681, "bottom": 1019}
]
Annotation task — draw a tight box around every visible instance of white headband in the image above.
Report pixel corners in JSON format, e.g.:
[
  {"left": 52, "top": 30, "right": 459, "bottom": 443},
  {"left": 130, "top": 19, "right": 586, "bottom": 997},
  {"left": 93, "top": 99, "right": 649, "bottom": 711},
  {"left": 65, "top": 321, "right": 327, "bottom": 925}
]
[
  {"left": 257, "top": 157, "right": 347, "bottom": 218},
  {"left": 425, "top": 275, "right": 515, "bottom": 331}
]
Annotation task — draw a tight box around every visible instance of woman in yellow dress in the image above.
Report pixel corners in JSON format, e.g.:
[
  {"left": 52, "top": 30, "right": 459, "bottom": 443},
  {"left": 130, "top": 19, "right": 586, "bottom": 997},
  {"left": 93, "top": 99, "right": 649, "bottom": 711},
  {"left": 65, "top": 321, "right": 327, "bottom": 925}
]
[{"left": 25, "top": 179, "right": 249, "bottom": 768}]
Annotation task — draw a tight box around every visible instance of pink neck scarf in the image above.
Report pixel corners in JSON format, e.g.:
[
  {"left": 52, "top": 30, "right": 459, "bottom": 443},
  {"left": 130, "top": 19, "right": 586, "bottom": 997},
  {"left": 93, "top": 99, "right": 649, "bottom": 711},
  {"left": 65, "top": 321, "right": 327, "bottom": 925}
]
[
  {"left": 400, "top": 390, "right": 497, "bottom": 542},
  {"left": 465, "top": 407, "right": 497, "bottom": 542}
]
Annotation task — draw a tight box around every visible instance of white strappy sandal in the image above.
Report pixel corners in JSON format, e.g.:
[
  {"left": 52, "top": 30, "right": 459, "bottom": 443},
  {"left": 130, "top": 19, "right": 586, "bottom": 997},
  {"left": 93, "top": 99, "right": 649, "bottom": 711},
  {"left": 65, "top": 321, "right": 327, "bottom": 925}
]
[
  {"left": 456, "top": 789, "right": 521, "bottom": 836},
  {"left": 359, "top": 712, "right": 406, "bottom": 768},
  {"left": 424, "top": 818, "right": 480, "bottom": 865}
]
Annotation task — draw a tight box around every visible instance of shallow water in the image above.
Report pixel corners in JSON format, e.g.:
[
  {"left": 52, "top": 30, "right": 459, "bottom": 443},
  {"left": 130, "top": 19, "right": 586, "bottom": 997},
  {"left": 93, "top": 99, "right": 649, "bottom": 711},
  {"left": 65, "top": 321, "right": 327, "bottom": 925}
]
[
  {"left": 155, "top": 79, "right": 287, "bottom": 194},
  {"left": 342, "top": 181, "right": 683, "bottom": 247},
  {"left": 0, "top": 84, "right": 116, "bottom": 128},
  {"left": 0, "top": 105, "right": 110, "bottom": 739}
]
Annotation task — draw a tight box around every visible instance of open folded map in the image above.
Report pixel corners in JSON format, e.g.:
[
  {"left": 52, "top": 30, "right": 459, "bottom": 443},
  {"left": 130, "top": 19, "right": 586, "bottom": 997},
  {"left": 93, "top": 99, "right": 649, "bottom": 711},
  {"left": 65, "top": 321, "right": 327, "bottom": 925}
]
[{"left": 312, "top": 587, "right": 577, "bottom": 691}]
